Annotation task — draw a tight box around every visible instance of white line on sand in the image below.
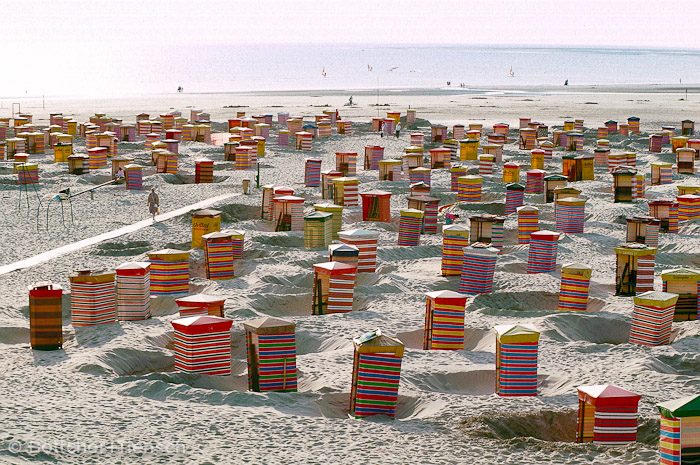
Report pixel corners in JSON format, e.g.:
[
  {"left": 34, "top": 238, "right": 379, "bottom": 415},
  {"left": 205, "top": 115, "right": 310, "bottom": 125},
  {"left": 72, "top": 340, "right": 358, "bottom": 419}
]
[{"left": 0, "top": 193, "right": 238, "bottom": 277}]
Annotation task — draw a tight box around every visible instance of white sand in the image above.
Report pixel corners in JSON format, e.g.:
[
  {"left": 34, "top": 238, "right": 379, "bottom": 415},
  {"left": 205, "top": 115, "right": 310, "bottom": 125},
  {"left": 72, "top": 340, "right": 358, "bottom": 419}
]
[{"left": 1, "top": 85, "right": 699, "bottom": 464}]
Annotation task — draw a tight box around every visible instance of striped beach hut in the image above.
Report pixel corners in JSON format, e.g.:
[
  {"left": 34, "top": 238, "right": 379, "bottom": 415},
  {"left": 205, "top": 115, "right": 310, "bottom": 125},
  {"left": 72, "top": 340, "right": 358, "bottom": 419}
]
[
  {"left": 459, "top": 244, "right": 499, "bottom": 294},
  {"left": 115, "top": 262, "right": 151, "bottom": 320},
  {"left": 336, "top": 151, "right": 357, "bottom": 177},
  {"left": 493, "top": 122, "right": 509, "bottom": 135},
  {"left": 505, "top": 183, "right": 525, "bottom": 215},
  {"left": 364, "top": 145, "right": 384, "bottom": 170},
  {"left": 452, "top": 124, "right": 465, "bottom": 140},
  {"left": 594, "top": 146, "right": 610, "bottom": 165},
  {"left": 314, "top": 203, "right": 344, "bottom": 239},
  {"left": 175, "top": 294, "right": 225, "bottom": 317},
  {"left": 403, "top": 152, "right": 424, "bottom": 173},
  {"left": 517, "top": 206, "right": 539, "bottom": 244},
  {"left": 682, "top": 119, "right": 695, "bottom": 136},
  {"left": 331, "top": 177, "right": 359, "bottom": 207},
  {"left": 304, "top": 211, "right": 333, "bottom": 248},
  {"left": 558, "top": 263, "right": 592, "bottom": 311},
  {"left": 87, "top": 147, "right": 108, "bottom": 170},
  {"left": 615, "top": 243, "right": 657, "bottom": 296},
  {"left": 442, "top": 224, "right": 470, "bottom": 276},
  {"left": 350, "top": 329, "right": 404, "bottom": 419},
  {"left": 234, "top": 146, "right": 254, "bottom": 170},
  {"left": 626, "top": 216, "right": 660, "bottom": 248},
  {"left": 677, "top": 194, "right": 700, "bottom": 221},
  {"left": 338, "top": 229, "right": 379, "bottom": 273},
  {"left": 337, "top": 120, "right": 353, "bottom": 135},
  {"left": 172, "top": 315, "right": 233, "bottom": 375},
  {"left": 544, "top": 174, "right": 567, "bottom": 203},
  {"left": 661, "top": 268, "right": 700, "bottom": 321},
  {"left": 519, "top": 128, "right": 537, "bottom": 150},
  {"left": 410, "top": 132, "right": 424, "bottom": 148},
  {"left": 69, "top": 270, "right": 117, "bottom": 327},
  {"left": 329, "top": 243, "right": 359, "bottom": 268},
  {"left": 605, "top": 120, "right": 618, "bottom": 133},
  {"left": 636, "top": 171, "right": 647, "bottom": 199},
  {"left": 123, "top": 163, "right": 142, "bottom": 188},
  {"left": 573, "top": 154, "right": 594, "bottom": 181},
  {"left": 555, "top": 197, "right": 586, "bottom": 234},
  {"left": 525, "top": 169, "right": 545, "bottom": 195},
  {"left": 470, "top": 214, "right": 505, "bottom": 250},
  {"left": 409, "top": 167, "right": 431, "bottom": 187},
  {"left": 503, "top": 162, "right": 520, "bottom": 183},
  {"left": 443, "top": 138, "right": 459, "bottom": 163},
  {"left": 630, "top": 291, "right": 679, "bottom": 346},
  {"left": 202, "top": 231, "right": 236, "bottom": 280},
  {"left": 378, "top": 159, "right": 403, "bottom": 181},
  {"left": 478, "top": 154, "right": 495, "bottom": 176},
  {"left": 191, "top": 209, "right": 221, "bottom": 249},
  {"left": 527, "top": 230, "right": 560, "bottom": 274},
  {"left": 424, "top": 291, "right": 468, "bottom": 350},
  {"left": 243, "top": 317, "right": 297, "bottom": 392},
  {"left": 676, "top": 148, "right": 695, "bottom": 175},
  {"left": 576, "top": 384, "right": 641, "bottom": 445},
  {"left": 407, "top": 195, "right": 439, "bottom": 235},
  {"left": 450, "top": 165, "right": 468, "bottom": 192},
  {"left": 28, "top": 282, "right": 63, "bottom": 350},
  {"left": 627, "top": 116, "right": 640, "bottom": 133},
  {"left": 431, "top": 124, "right": 447, "bottom": 143},
  {"left": 406, "top": 109, "right": 416, "bottom": 123},
  {"left": 382, "top": 119, "right": 395, "bottom": 136},
  {"left": 273, "top": 195, "right": 305, "bottom": 232},
  {"left": 320, "top": 170, "right": 342, "bottom": 200},
  {"left": 398, "top": 208, "right": 424, "bottom": 246},
  {"left": 458, "top": 175, "right": 482, "bottom": 202},
  {"left": 410, "top": 182, "right": 430, "bottom": 197},
  {"left": 304, "top": 158, "right": 322, "bottom": 187},
  {"left": 147, "top": 249, "right": 191, "bottom": 295},
  {"left": 612, "top": 167, "right": 637, "bottom": 203},
  {"left": 295, "top": 131, "right": 312, "bottom": 151},
  {"left": 649, "top": 134, "right": 664, "bottom": 152},
  {"left": 494, "top": 324, "right": 539, "bottom": 396},
  {"left": 651, "top": 162, "right": 673, "bottom": 186},
  {"left": 429, "top": 147, "right": 451, "bottom": 169},
  {"left": 657, "top": 395, "right": 700, "bottom": 465},
  {"left": 194, "top": 158, "right": 214, "bottom": 183},
  {"left": 649, "top": 200, "right": 679, "bottom": 234},
  {"left": 360, "top": 190, "right": 392, "bottom": 223},
  {"left": 312, "top": 261, "right": 357, "bottom": 314}
]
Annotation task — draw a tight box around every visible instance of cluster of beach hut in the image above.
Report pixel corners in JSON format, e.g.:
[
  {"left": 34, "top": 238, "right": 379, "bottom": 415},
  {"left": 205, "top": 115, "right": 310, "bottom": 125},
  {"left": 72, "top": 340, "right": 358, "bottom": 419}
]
[{"left": 15, "top": 104, "right": 700, "bottom": 459}]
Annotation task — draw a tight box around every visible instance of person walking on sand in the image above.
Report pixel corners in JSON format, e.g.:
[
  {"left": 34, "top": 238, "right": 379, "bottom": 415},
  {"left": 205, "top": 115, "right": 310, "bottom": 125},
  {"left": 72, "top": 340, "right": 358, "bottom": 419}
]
[
  {"left": 147, "top": 188, "right": 159, "bottom": 220},
  {"left": 395, "top": 121, "right": 401, "bottom": 138}
]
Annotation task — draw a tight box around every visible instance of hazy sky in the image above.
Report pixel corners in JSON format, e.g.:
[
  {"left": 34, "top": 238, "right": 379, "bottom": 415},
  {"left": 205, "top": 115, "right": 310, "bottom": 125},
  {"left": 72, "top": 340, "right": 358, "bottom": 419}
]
[{"left": 4, "top": 0, "right": 700, "bottom": 49}]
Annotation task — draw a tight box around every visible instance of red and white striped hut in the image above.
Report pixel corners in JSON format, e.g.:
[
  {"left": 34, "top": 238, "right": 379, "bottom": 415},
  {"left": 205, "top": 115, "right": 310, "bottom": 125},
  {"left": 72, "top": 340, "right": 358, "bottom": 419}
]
[
  {"left": 452, "top": 124, "right": 465, "bottom": 140},
  {"left": 558, "top": 263, "right": 592, "bottom": 311},
  {"left": 295, "top": 131, "right": 312, "bottom": 151},
  {"left": 272, "top": 195, "right": 305, "bottom": 231},
  {"left": 407, "top": 195, "right": 439, "bottom": 235},
  {"left": 505, "top": 183, "right": 525, "bottom": 215},
  {"left": 321, "top": 170, "right": 342, "bottom": 199},
  {"left": 243, "top": 317, "right": 298, "bottom": 392},
  {"left": 450, "top": 165, "right": 467, "bottom": 192},
  {"left": 629, "top": 291, "right": 679, "bottom": 346},
  {"left": 115, "top": 262, "right": 151, "bottom": 320},
  {"left": 350, "top": 329, "right": 404, "bottom": 419},
  {"left": 614, "top": 243, "right": 657, "bottom": 296},
  {"left": 312, "top": 261, "right": 357, "bottom": 314},
  {"left": 430, "top": 124, "right": 447, "bottom": 143},
  {"left": 410, "top": 132, "right": 424, "bottom": 148},
  {"left": 364, "top": 145, "right": 384, "bottom": 170},
  {"left": 331, "top": 177, "right": 359, "bottom": 207},
  {"left": 649, "top": 200, "right": 679, "bottom": 234},
  {"left": 172, "top": 315, "right": 233, "bottom": 375},
  {"left": 338, "top": 229, "right": 379, "bottom": 273},
  {"left": 175, "top": 294, "right": 226, "bottom": 317},
  {"left": 442, "top": 224, "right": 470, "bottom": 276},
  {"left": 576, "top": 385, "right": 641, "bottom": 445},
  {"left": 277, "top": 112, "right": 289, "bottom": 126},
  {"left": 165, "top": 128, "right": 182, "bottom": 142},
  {"left": 540, "top": 140, "right": 554, "bottom": 161},
  {"left": 322, "top": 109, "right": 337, "bottom": 124},
  {"left": 519, "top": 117, "right": 531, "bottom": 129},
  {"left": 527, "top": 230, "right": 560, "bottom": 274},
  {"left": 202, "top": 231, "right": 236, "bottom": 280},
  {"left": 478, "top": 154, "right": 495, "bottom": 176},
  {"left": 69, "top": 270, "right": 117, "bottom": 327},
  {"left": 517, "top": 206, "right": 539, "bottom": 244},
  {"left": 383, "top": 118, "right": 395, "bottom": 136},
  {"left": 423, "top": 290, "right": 468, "bottom": 350},
  {"left": 525, "top": 169, "right": 545, "bottom": 195},
  {"left": 336, "top": 151, "right": 357, "bottom": 176}
]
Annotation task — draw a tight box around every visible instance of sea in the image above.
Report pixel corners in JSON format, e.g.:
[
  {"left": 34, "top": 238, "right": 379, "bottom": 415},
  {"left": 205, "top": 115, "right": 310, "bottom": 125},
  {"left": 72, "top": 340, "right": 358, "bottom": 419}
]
[{"left": 4, "top": 44, "right": 700, "bottom": 97}]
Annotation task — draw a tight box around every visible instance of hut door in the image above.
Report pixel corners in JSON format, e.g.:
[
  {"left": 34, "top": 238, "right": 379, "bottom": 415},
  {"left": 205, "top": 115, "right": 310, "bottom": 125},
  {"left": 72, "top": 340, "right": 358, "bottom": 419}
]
[
  {"left": 616, "top": 255, "right": 636, "bottom": 296},
  {"left": 364, "top": 151, "right": 371, "bottom": 170},
  {"left": 246, "top": 332, "right": 260, "bottom": 391},
  {"left": 574, "top": 160, "right": 583, "bottom": 181},
  {"left": 368, "top": 197, "right": 379, "bottom": 220},
  {"left": 576, "top": 400, "right": 594, "bottom": 443},
  {"left": 312, "top": 273, "right": 327, "bottom": 315},
  {"left": 275, "top": 206, "right": 292, "bottom": 232}
]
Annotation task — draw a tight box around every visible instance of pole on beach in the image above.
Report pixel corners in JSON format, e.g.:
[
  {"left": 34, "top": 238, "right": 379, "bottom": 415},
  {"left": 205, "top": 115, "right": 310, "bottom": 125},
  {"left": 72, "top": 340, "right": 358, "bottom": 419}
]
[{"left": 256, "top": 162, "right": 260, "bottom": 188}]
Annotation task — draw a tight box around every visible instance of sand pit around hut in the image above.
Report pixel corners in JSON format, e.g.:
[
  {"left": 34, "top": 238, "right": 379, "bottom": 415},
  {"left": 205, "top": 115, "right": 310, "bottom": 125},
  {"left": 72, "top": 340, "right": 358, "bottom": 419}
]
[{"left": 1, "top": 85, "right": 700, "bottom": 464}]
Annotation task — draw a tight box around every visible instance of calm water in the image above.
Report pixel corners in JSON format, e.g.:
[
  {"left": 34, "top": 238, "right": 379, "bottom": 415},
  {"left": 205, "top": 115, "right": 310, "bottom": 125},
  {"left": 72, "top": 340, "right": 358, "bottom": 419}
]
[{"left": 5, "top": 44, "right": 700, "bottom": 97}]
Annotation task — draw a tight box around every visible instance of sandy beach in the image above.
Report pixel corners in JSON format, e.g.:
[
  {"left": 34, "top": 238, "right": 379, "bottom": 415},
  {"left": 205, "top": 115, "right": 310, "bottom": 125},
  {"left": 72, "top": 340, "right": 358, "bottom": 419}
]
[{"left": 1, "top": 85, "right": 699, "bottom": 464}]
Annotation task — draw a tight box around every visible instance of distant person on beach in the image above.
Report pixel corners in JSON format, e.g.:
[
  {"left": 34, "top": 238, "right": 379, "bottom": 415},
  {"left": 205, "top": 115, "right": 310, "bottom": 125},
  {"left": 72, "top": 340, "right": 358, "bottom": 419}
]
[
  {"left": 564, "top": 80, "right": 568, "bottom": 86},
  {"left": 115, "top": 167, "right": 125, "bottom": 180},
  {"left": 395, "top": 122, "right": 401, "bottom": 138},
  {"left": 348, "top": 96, "right": 353, "bottom": 105},
  {"left": 147, "top": 188, "right": 159, "bottom": 220}
]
